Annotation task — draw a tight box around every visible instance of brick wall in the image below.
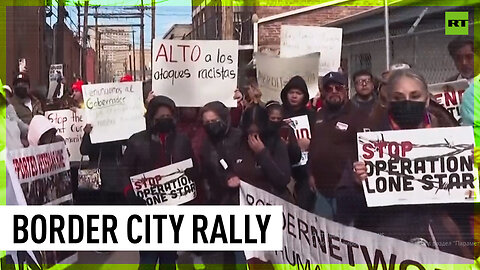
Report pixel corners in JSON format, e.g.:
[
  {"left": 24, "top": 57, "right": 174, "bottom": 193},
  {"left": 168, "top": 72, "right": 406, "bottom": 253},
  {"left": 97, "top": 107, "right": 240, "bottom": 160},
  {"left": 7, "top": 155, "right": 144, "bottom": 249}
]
[{"left": 256, "top": 6, "right": 377, "bottom": 54}]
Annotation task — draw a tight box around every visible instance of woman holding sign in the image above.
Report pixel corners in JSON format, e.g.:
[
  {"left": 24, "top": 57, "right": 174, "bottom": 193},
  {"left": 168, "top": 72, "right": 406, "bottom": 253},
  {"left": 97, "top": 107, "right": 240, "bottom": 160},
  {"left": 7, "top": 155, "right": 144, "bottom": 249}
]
[
  {"left": 122, "top": 95, "right": 198, "bottom": 269},
  {"left": 352, "top": 69, "right": 473, "bottom": 258}
]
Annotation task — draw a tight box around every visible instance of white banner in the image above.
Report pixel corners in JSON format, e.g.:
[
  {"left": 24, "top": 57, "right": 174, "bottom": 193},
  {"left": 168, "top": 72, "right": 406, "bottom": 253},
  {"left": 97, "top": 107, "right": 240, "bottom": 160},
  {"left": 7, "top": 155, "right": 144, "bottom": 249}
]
[
  {"left": 429, "top": 79, "right": 469, "bottom": 123},
  {"left": 48, "top": 64, "right": 64, "bottom": 99},
  {"left": 357, "top": 127, "right": 479, "bottom": 207},
  {"left": 286, "top": 115, "right": 311, "bottom": 167},
  {"left": 152, "top": 39, "right": 238, "bottom": 107},
  {"left": 82, "top": 81, "right": 146, "bottom": 143},
  {"left": 280, "top": 25, "right": 342, "bottom": 76},
  {"left": 239, "top": 181, "right": 473, "bottom": 269},
  {"left": 46, "top": 109, "right": 87, "bottom": 163},
  {"left": 130, "top": 159, "right": 197, "bottom": 205},
  {"left": 256, "top": 53, "right": 319, "bottom": 102}
]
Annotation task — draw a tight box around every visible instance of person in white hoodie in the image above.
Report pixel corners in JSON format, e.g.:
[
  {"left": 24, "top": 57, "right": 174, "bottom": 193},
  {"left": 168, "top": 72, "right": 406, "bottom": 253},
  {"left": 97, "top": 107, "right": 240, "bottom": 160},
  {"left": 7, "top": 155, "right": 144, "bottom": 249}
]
[{"left": 27, "top": 115, "right": 64, "bottom": 146}]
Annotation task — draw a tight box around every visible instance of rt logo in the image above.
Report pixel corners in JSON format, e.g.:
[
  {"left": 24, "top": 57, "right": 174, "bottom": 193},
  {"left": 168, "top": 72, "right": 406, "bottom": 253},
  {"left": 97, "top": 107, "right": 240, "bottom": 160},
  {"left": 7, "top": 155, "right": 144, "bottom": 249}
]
[{"left": 445, "top": 12, "right": 469, "bottom": 35}]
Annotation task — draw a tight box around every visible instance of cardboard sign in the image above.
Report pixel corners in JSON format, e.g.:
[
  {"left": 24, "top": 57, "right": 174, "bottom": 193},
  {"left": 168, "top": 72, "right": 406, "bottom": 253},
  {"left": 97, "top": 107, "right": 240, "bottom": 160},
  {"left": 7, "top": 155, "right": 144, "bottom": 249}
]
[
  {"left": 357, "top": 127, "right": 479, "bottom": 207},
  {"left": 286, "top": 115, "right": 311, "bottom": 167},
  {"left": 152, "top": 39, "right": 238, "bottom": 107},
  {"left": 45, "top": 109, "right": 87, "bottom": 162},
  {"left": 5, "top": 142, "right": 77, "bottom": 267},
  {"left": 256, "top": 53, "right": 319, "bottom": 103},
  {"left": 48, "top": 64, "right": 64, "bottom": 99},
  {"left": 280, "top": 25, "right": 342, "bottom": 76},
  {"left": 82, "top": 81, "right": 146, "bottom": 143},
  {"left": 239, "top": 181, "right": 472, "bottom": 268},
  {"left": 130, "top": 159, "right": 196, "bottom": 205},
  {"left": 429, "top": 79, "right": 469, "bottom": 123}
]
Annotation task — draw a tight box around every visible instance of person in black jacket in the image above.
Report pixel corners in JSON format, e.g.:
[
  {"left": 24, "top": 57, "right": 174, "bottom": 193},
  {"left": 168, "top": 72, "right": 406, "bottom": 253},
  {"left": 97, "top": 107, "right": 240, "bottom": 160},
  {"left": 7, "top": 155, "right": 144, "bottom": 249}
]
[
  {"left": 280, "top": 76, "right": 316, "bottom": 210},
  {"left": 198, "top": 101, "right": 244, "bottom": 269},
  {"left": 122, "top": 95, "right": 198, "bottom": 270},
  {"left": 199, "top": 101, "right": 242, "bottom": 206},
  {"left": 233, "top": 105, "right": 291, "bottom": 200},
  {"left": 80, "top": 125, "right": 126, "bottom": 206}
]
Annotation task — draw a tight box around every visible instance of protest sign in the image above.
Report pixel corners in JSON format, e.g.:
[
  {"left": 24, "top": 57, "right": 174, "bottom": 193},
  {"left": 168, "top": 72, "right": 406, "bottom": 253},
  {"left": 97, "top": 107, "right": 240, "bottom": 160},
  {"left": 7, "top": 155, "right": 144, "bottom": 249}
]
[
  {"left": 280, "top": 25, "right": 342, "bottom": 76},
  {"left": 429, "top": 79, "right": 469, "bottom": 123},
  {"left": 152, "top": 39, "right": 238, "bottom": 107},
  {"left": 5, "top": 142, "right": 77, "bottom": 268},
  {"left": 82, "top": 81, "right": 146, "bottom": 143},
  {"left": 130, "top": 159, "right": 196, "bottom": 205},
  {"left": 286, "top": 115, "right": 311, "bottom": 167},
  {"left": 46, "top": 109, "right": 87, "bottom": 162},
  {"left": 256, "top": 53, "right": 319, "bottom": 102},
  {"left": 48, "top": 64, "right": 64, "bottom": 100},
  {"left": 240, "top": 181, "right": 473, "bottom": 269},
  {"left": 357, "top": 126, "right": 478, "bottom": 207}
]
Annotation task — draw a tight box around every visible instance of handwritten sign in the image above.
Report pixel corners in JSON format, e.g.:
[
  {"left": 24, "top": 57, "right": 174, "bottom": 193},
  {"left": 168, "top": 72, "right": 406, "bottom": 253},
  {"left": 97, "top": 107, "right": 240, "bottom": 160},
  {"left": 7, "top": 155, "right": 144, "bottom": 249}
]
[
  {"left": 280, "top": 25, "right": 342, "bottom": 76},
  {"left": 45, "top": 109, "right": 87, "bottom": 162},
  {"left": 152, "top": 39, "right": 238, "bottom": 107},
  {"left": 82, "top": 81, "right": 146, "bottom": 143},
  {"left": 48, "top": 64, "right": 64, "bottom": 99},
  {"left": 130, "top": 159, "right": 196, "bottom": 205},
  {"left": 286, "top": 115, "right": 311, "bottom": 167},
  {"left": 357, "top": 126, "right": 479, "bottom": 207},
  {"left": 429, "top": 79, "right": 469, "bottom": 123},
  {"left": 256, "top": 53, "right": 319, "bottom": 102}
]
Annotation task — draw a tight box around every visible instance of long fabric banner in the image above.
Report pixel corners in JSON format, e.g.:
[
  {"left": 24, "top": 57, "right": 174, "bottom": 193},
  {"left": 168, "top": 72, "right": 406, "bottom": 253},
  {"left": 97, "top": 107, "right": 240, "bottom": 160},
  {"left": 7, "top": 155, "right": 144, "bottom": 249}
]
[
  {"left": 239, "top": 181, "right": 474, "bottom": 269},
  {"left": 357, "top": 126, "right": 479, "bottom": 207}
]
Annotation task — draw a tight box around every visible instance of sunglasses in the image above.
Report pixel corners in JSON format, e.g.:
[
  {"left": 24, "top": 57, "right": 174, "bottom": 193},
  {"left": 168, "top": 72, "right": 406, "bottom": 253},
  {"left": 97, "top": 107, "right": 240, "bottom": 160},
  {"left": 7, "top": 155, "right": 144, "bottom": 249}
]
[{"left": 324, "top": 84, "right": 347, "bottom": 93}]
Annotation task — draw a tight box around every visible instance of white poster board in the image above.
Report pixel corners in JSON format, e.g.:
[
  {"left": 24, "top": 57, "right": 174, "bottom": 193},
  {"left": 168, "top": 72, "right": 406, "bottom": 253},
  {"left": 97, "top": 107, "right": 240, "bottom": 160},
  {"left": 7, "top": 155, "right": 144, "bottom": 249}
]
[
  {"left": 5, "top": 142, "right": 77, "bottom": 267},
  {"left": 45, "top": 109, "right": 87, "bottom": 163},
  {"left": 130, "top": 159, "right": 196, "bottom": 205},
  {"left": 286, "top": 115, "right": 311, "bottom": 167},
  {"left": 256, "top": 53, "right": 319, "bottom": 102},
  {"left": 152, "top": 39, "right": 238, "bottom": 107},
  {"left": 240, "top": 181, "right": 472, "bottom": 268},
  {"left": 357, "top": 126, "right": 479, "bottom": 207},
  {"left": 280, "top": 25, "right": 342, "bottom": 76},
  {"left": 82, "top": 81, "right": 146, "bottom": 143},
  {"left": 48, "top": 64, "right": 64, "bottom": 99},
  {"left": 429, "top": 79, "right": 469, "bottom": 123}
]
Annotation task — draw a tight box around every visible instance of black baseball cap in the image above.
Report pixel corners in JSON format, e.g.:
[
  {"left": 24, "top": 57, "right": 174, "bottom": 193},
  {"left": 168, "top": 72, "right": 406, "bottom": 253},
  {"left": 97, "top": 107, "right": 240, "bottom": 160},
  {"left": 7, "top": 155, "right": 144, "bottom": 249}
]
[{"left": 322, "top": 72, "right": 347, "bottom": 89}]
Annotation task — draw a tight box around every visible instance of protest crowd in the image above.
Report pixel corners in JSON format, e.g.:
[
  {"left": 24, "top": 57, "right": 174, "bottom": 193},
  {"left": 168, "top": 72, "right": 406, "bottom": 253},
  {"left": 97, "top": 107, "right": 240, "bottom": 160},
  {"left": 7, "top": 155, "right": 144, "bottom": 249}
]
[{"left": 2, "top": 31, "right": 480, "bottom": 269}]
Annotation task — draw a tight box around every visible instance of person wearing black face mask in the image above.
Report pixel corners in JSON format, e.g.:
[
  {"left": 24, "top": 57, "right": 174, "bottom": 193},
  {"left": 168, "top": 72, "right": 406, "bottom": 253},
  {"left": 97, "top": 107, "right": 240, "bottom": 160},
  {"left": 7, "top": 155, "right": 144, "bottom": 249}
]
[
  {"left": 10, "top": 72, "right": 43, "bottom": 124},
  {"left": 122, "top": 95, "right": 198, "bottom": 270},
  {"left": 352, "top": 69, "right": 472, "bottom": 259}
]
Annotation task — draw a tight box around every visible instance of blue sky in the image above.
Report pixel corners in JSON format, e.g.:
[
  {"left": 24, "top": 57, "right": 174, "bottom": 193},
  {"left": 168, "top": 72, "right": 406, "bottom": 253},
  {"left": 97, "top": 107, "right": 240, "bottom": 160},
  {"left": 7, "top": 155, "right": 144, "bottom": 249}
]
[{"left": 60, "top": 2, "right": 192, "bottom": 49}]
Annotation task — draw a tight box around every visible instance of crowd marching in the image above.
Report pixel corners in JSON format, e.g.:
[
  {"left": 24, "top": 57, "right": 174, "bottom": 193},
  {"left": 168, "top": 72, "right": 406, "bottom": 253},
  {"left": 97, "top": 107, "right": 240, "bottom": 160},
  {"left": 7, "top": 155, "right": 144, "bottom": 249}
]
[{"left": 2, "top": 34, "right": 480, "bottom": 269}]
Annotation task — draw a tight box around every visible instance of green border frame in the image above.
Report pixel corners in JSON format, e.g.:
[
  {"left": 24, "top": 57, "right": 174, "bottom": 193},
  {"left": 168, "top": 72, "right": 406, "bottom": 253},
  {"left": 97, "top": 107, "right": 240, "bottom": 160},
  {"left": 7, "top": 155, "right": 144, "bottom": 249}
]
[{"left": 0, "top": 0, "right": 479, "bottom": 269}]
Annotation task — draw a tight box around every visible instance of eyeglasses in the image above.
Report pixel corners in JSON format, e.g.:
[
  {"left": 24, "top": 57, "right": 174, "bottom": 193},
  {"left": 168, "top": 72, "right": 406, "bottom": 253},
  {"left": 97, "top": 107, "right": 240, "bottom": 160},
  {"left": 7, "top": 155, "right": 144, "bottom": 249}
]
[
  {"left": 355, "top": 79, "right": 372, "bottom": 85},
  {"left": 324, "top": 84, "right": 347, "bottom": 93}
]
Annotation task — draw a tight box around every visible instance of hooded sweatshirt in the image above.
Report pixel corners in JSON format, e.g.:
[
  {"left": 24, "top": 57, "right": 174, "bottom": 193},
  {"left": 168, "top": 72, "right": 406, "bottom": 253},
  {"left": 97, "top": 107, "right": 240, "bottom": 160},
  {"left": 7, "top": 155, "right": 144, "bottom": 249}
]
[
  {"left": 281, "top": 76, "right": 316, "bottom": 128},
  {"left": 200, "top": 101, "right": 242, "bottom": 205},
  {"left": 27, "top": 115, "right": 61, "bottom": 146}
]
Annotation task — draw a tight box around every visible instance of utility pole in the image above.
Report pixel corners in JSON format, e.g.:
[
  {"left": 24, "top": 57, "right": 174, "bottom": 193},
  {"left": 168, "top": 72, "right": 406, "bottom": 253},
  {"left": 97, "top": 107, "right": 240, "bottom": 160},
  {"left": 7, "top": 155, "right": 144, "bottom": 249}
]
[
  {"left": 56, "top": 0, "right": 66, "bottom": 65},
  {"left": 222, "top": 5, "right": 233, "bottom": 40},
  {"left": 151, "top": 0, "right": 155, "bottom": 49},
  {"left": 129, "top": 45, "right": 133, "bottom": 75},
  {"left": 132, "top": 31, "right": 136, "bottom": 81},
  {"left": 76, "top": 4, "right": 81, "bottom": 77},
  {"left": 97, "top": 32, "right": 102, "bottom": 82},
  {"left": 82, "top": 1, "right": 89, "bottom": 80},
  {"left": 140, "top": 0, "right": 145, "bottom": 80},
  {"left": 95, "top": 6, "right": 99, "bottom": 83}
]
